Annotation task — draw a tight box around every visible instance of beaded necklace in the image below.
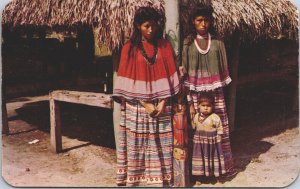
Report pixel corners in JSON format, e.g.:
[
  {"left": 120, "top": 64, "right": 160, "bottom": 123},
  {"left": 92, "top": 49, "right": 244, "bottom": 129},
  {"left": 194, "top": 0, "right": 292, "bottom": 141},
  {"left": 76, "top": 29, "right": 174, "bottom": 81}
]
[
  {"left": 138, "top": 41, "right": 158, "bottom": 65},
  {"left": 194, "top": 33, "right": 211, "bottom": 54}
]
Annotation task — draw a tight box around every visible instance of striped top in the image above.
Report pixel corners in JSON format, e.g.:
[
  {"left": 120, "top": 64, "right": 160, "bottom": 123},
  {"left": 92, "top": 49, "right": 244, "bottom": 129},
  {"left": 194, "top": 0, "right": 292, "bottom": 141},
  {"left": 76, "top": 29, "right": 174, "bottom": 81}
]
[
  {"left": 113, "top": 39, "right": 180, "bottom": 102},
  {"left": 182, "top": 35, "right": 231, "bottom": 91}
]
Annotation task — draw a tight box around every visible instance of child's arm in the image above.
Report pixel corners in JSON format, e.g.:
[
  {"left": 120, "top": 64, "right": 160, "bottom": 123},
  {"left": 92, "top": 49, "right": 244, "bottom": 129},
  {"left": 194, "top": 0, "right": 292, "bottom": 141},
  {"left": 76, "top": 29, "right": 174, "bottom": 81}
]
[
  {"left": 187, "top": 91, "right": 195, "bottom": 120},
  {"left": 215, "top": 115, "right": 223, "bottom": 135},
  {"left": 191, "top": 113, "right": 198, "bottom": 130}
]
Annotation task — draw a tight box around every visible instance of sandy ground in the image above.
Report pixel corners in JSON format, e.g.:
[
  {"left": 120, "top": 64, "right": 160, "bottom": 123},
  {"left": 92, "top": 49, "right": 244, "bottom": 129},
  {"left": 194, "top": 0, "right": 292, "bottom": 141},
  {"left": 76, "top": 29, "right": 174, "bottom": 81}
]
[{"left": 2, "top": 82, "right": 300, "bottom": 187}]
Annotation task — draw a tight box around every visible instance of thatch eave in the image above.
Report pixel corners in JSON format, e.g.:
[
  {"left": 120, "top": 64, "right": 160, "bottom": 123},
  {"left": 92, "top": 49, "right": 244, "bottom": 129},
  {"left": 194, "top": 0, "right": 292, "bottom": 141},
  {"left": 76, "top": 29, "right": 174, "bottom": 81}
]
[
  {"left": 2, "top": 0, "right": 298, "bottom": 50},
  {"left": 181, "top": 0, "right": 298, "bottom": 42}
]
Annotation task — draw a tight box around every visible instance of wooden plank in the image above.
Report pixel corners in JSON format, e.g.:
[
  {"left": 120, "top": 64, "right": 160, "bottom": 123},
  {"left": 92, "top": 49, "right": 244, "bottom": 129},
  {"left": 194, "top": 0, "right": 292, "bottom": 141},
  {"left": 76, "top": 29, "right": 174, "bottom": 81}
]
[
  {"left": 50, "top": 98, "right": 62, "bottom": 153},
  {"left": 50, "top": 90, "right": 112, "bottom": 109}
]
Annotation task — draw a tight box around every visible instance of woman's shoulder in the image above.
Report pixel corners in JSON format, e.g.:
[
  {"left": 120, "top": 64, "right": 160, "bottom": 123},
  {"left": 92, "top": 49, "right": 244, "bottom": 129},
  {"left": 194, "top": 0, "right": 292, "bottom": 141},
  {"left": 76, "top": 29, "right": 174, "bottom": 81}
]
[
  {"left": 210, "top": 34, "right": 225, "bottom": 43},
  {"left": 158, "top": 39, "right": 175, "bottom": 51},
  {"left": 158, "top": 38, "right": 171, "bottom": 46},
  {"left": 183, "top": 35, "right": 194, "bottom": 46},
  {"left": 121, "top": 41, "right": 133, "bottom": 53},
  {"left": 122, "top": 41, "right": 131, "bottom": 48}
]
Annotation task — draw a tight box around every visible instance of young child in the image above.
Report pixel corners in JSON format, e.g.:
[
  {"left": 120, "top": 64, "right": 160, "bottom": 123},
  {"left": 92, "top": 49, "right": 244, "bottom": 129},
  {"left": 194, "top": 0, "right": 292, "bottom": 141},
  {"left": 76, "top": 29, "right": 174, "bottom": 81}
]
[{"left": 191, "top": 92, "right": 226, "bottom": 183}]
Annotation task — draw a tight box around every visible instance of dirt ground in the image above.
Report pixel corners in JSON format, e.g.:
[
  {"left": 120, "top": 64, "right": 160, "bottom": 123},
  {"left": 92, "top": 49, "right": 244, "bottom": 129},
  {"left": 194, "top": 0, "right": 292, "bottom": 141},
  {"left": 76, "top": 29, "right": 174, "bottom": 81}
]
[{"left": 1, "top": 73, "right": 300, "bottom": 187}]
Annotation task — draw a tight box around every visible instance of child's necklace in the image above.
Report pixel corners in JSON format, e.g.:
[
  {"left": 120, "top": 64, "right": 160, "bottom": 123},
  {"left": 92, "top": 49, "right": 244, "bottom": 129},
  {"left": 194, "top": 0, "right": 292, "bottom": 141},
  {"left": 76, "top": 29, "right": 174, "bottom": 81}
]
[
  {"left": 199, "top": 113, "right": 208, "bottom": 123},
  {"left": 194, "top": 33, "right": 211, "bottom": 54}
]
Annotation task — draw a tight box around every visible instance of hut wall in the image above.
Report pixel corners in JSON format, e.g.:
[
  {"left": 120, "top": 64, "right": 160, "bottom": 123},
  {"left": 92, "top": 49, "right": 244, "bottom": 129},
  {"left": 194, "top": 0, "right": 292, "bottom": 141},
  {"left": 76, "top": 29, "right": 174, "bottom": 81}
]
[
  {"left": 237, "top": 39, "right": 298, "bottom": 79},
  {"left": 231, "top": 39, "right": 298, "bottom": 128},
  {"left": 2, "top": 31, "right": 113, "bottom": 100}
]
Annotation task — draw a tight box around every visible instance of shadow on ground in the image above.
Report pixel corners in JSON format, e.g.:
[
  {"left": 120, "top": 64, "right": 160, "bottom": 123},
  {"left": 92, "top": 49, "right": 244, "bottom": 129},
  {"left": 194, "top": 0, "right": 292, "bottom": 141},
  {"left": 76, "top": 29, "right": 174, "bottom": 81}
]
[
  {"left": 229, "top": 77, "right": 299, "bottom": 180},
  {"left": 6, "top": 68, "right": 299, "bottom": 184},
  {"left": 10, "top": 101, "right": 115, "bottom": 149}
]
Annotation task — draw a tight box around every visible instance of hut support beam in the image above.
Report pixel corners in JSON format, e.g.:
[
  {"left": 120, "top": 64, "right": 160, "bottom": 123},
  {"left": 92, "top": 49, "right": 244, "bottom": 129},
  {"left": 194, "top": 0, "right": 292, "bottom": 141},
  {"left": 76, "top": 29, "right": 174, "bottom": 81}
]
[
  {"left": 228, "top": 31, "right": 241, "bottom": 132},
  {"left": 112, "top": 50, "right": 121, "bottom": 151},
  {"left": 165, "top": 0, "right": 180, "bottom": 67}
]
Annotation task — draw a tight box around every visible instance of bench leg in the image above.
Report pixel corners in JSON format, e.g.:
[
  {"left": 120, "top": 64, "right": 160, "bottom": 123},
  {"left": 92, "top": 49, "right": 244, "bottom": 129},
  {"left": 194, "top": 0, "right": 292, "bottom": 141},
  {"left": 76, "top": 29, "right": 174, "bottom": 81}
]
[
  {"left": 2, "top": 101, "right": 9, "bottom": 135},
  {"left": 50, "top": 99, "right": 62, "bottom": 153}
]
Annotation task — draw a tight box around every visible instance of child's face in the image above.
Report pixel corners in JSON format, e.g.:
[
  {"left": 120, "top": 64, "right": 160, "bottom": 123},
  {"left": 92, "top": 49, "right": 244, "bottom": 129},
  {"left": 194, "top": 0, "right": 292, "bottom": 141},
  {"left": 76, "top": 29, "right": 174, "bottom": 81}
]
[{"left": 199, "top": 101, "right": 213, "bottom": 115}]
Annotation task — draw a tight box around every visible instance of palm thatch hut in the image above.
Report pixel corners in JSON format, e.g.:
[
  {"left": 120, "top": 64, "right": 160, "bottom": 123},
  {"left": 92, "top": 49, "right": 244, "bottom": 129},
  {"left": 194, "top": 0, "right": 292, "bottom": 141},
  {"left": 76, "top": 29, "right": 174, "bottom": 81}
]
[{"left": 1, "top": 0, "right": 298, "bottom": 136}]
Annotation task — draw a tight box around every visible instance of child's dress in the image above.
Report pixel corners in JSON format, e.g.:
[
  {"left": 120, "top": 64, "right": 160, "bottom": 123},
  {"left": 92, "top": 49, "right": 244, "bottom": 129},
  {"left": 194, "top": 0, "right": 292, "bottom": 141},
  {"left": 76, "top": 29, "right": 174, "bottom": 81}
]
[{"left": 192, "top": 112, "right": 226, "bottom": 177}]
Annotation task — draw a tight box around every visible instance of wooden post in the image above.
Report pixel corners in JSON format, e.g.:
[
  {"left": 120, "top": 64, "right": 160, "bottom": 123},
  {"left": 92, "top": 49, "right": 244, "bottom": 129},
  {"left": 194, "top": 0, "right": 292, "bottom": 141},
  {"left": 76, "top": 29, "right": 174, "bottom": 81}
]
[
  {"left": 165, "top": 0, "right": 180, "bottom": 67},
  {"left": 112, "top": 50, "right": 121, "bottom": 151},
  {"left": 2, "top": 98, "right": 9, "bottom": 135},
  {"left": 2, "top": 74, "right": 9, "bottom": 135},
  {"left": 165, "top": 1, "right": 191, "bottom": 187},
  {"left": 228, "top": 30, "right": 241, "bottom": 132},
  {"left": 50, "top": 96, "right": 62, "bottom": 153}
]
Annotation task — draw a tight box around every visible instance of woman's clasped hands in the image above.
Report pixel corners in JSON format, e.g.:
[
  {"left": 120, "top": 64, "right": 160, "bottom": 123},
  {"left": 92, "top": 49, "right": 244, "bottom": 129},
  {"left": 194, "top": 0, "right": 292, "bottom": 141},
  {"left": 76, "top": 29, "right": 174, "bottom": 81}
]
[{"left": 140, "top": 99, "right": 166, "bottom": 118}]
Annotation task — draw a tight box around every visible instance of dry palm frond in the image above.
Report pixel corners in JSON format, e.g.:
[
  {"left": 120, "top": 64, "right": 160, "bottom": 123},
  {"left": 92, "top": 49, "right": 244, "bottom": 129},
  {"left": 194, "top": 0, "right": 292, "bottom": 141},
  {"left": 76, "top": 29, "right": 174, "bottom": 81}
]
[
  {"left": 181, "top": 0, "right": 298, "bottom": 41},
  {"left": 2, "top": 0, "right": 164, "bottom": 50},
  {"left": 2, "top": 0, "right": 298, "bottom": 50}
]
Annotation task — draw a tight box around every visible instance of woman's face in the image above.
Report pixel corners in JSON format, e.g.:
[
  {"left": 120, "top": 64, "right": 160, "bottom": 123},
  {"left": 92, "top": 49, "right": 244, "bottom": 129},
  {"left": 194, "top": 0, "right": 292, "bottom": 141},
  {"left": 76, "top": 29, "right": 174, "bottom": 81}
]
[
  {"left": 193, "top": 15, "right": 210, "bottom": 35},
  {"left": 139, "top": 20, "right": 157, "bottom": 41}
]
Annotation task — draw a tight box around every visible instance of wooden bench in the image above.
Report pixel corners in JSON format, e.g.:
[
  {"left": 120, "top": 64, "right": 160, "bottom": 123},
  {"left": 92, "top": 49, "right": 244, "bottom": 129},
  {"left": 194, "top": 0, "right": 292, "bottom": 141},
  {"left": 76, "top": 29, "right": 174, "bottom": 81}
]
[{"left": 49, "top": 90, "right": 112, "bottom": 153}]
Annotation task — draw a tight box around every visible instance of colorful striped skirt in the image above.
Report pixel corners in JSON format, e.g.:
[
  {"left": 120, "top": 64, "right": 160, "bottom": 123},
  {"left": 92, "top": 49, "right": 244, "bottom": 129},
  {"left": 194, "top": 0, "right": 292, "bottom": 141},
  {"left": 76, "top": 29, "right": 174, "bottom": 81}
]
[
  {"left": 116, "top": 101, "right": 173, "bottom": 187},
  {"left": 192, "top": 129, "right": 226, "bottom": 177},
  {"left": 190, "top": 87, "right": 234, "bottom": 172}
]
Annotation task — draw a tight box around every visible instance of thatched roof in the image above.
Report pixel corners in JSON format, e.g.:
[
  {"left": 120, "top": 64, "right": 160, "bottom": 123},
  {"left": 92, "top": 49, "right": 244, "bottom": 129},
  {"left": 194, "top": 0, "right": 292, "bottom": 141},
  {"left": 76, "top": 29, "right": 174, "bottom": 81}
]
[
  {"left": 2, "top": 0, "right": 165, "bottom": 50},
  {"left": 181, "top": 0, "right": 298, "bottom": 41},
  {"left": 2, "top": 0, "right": 298, "bottom": 50}
]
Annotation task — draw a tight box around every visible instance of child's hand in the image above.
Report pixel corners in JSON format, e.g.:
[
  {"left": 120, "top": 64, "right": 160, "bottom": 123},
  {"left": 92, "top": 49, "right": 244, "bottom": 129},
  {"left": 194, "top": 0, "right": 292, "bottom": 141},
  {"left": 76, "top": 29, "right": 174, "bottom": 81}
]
[
  {"left": 191, "top": 121, "right": 196, "bottom": 130},
  {"left": 179, "top": 66, "right": 186, "bottom": 79},
  {"left": 189, "top": 103, "right": 196, "bottom": 120}
]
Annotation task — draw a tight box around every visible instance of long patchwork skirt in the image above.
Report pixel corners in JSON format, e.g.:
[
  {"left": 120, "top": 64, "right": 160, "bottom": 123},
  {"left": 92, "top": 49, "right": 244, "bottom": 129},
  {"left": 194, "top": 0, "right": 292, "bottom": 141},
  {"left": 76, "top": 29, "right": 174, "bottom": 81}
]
[
  {"left": 116, "top": 101, "right": 173, "bottom": 187},
  {"left": 190, "top": 88, "right": 234, "bottom": 172}
]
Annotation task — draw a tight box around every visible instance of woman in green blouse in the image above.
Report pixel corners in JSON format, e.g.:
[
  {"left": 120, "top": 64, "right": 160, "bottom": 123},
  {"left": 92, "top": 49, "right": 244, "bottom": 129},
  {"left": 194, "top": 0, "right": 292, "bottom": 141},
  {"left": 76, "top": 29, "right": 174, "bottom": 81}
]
[{"left": 180, "top": 6, "right": 235, "bottom": 183}]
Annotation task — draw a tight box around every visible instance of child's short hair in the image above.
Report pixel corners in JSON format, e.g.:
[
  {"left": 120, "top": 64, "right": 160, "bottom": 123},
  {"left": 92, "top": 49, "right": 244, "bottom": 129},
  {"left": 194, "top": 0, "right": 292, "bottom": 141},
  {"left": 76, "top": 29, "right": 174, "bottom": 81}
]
[{"left": 199, "top": 91, "right": 214, "bottom": 105}]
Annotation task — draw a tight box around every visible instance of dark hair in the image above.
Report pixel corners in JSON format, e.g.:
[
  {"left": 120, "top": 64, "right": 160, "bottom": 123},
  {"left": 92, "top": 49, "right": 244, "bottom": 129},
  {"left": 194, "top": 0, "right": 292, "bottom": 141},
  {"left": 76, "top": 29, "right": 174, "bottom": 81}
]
[
  {"left": 186, "top": 6, "right": 215, "bottom": 44},
  {"left": 199, "top": 91, "right": 215, "bottom": 106},
  {"left": 128, "top": 6, "right": 165, "bottom": 57}
]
